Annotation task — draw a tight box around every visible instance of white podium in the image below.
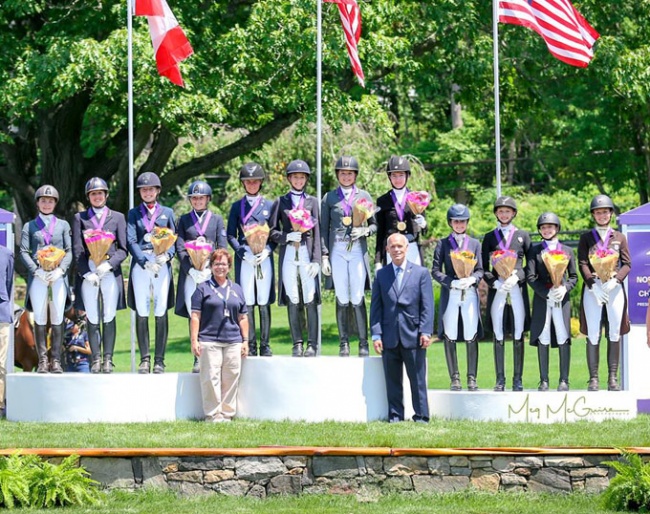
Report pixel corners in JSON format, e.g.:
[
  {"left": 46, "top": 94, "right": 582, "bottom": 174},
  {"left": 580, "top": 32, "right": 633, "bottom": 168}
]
[{"left": 6, "top": 357, "right": 388, "bottom": 423}]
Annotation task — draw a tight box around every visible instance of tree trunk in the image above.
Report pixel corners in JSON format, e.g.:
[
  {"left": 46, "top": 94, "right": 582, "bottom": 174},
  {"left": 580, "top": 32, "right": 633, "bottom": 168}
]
[
  {"left": 37, "top": 91, "right": 92, "bottom": 219},
  {"left": 451, "top": 84, "right": 463, "bottom": 130}
]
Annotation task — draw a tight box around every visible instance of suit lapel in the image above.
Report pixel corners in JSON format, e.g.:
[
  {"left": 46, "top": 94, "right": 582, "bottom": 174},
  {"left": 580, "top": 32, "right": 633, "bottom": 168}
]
[{"left": 401, "top": 262, "right": 414, "bottom": 292}]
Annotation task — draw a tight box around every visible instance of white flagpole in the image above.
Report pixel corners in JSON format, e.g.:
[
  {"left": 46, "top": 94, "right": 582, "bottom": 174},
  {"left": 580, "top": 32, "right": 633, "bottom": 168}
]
[
  {"left": 316, "top": 0, "right": 323, "bottom": 354},
  {"left": 127, "top": 0, "right": 137, "bottom": 372},
  {"left": 493, "top": 0, "right": 502, "bottom": 198}
]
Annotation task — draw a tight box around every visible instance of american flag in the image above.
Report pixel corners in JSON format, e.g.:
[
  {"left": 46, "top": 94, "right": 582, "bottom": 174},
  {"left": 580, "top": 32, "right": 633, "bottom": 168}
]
[
  {"left": 498, "top": 0, "right": 599, "bottom": 67},
  {"left": 324, "top": 0, "right": 365, "bottom": 87}
]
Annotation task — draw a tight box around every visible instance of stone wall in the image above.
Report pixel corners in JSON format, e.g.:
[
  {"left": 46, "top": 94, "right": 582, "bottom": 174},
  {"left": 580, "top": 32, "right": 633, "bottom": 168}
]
[{"left": 79, "top": 453, "right": 616, "bottom": 497}]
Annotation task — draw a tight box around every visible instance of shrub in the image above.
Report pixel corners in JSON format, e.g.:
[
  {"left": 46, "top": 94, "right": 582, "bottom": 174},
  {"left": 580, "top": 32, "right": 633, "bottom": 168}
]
[
  {"left": 0, "top": 453, "right": 102, "bottom": 509},
  {"left": 28, "top": 454, "right": 102, "bottom": 508},
  {"left": 602, "top": 449, "right": 650, "bottom": 511},
  {"left": 0, "top": 453, "right": 31, "bottom": 508}
]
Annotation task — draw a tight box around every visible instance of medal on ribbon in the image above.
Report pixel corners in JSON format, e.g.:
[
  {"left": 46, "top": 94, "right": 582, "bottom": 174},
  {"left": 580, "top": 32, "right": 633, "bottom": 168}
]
[
  {"left": 140, "top": 203, "right": 161, "bottom": 243},
  {"left": 391, "top": 190, "right": 408, "bottom": 232}
]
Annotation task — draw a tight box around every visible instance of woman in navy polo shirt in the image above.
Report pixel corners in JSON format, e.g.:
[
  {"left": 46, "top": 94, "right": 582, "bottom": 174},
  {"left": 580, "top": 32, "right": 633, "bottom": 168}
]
[{"left": 190, "top": 249, "right": 249, "bottom": 422}]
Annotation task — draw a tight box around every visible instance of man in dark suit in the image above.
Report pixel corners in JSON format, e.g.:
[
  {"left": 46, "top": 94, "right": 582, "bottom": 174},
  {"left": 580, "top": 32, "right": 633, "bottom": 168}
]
[
  {"left": 370, "top": 233, "right": 434, "bottom": 423},
  {"left": 0, "top": 244, "right": 14, "bottom": 418}
]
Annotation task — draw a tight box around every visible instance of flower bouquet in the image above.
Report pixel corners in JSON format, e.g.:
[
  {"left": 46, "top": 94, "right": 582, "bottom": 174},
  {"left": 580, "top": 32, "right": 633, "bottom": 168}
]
[
  {"left": 542, "top": 249, "right": 570, "bottom": 307},
  {"left": 352, "top": 198, "right": 377, "bottom": 227},
  {"left": 286, "top": 208, "right": 315, "bottom": 261},
  {"left": 243, "top": 222, "right": 271, "bottom": 279},
  {"left": 450, "top": 250, "right": 477, "bottom": 301},
  {"left": 348, "top": 198, "right": 379, "bottom": 251},
  {"left": 151, "top": 226, "right": 177, "bottom": 256},
  {"left": 36, "top": 246, "right": 66, "bottom": 271},
  {"left": 491, "top": 249, "right": 517, "bottom": 280},
  {"left": 83, "top": 229, "right": 115, "bottom": 267},
  {"left": 589, "top": 248, "right": 619, "bottom": 282},
  {"left": 405, "top": 191, "right": 430, "bottom": 215},
  {"left": 184, "top": 240, "right": 213, "bottom": 271}
]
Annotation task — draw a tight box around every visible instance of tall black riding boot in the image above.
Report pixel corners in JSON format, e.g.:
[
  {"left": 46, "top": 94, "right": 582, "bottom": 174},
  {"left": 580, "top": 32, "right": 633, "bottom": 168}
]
[
  {"left": 102, "top": 319, "right": 116, "bottom": 373},
  {"left": 258, "top": 304, "right": 272, "bottom": 356},
  {"left": 537, "top": 344, "right": 549, "bottom": 391},
  {"left": 153, "top": 314, "right": 168, "bottom": 374},
  {"left": 443, "top": 337, "right": 461, "bottom": 391},
  {"left": 49, "top": 322, "right": 64, "bottom": 373},
  {"left": 586, "top": 341, "right": 600, "bottom": 391},
  {"left": 287, "top": 303, "right": 304, "bottom": 357},
  {"left": 493, "top": 339, "right": 506, "bottom": 391},
  {"left": 607, "top": 339, "right": 621, "bottom": 391},
  {"left": 34, "top": 324, "right": 49, "bottom": 373},
  {"left": 304, "top": 301, "right": 319, "bottom": 357},
  {"left": 336, "top": 301, "right": 350, "bottom": 357},
  {"left": 512, "top": 338, "right": 524, "bottom": 391},
  {"left": 136, "top": 315, "right": 150, "bottom": 374},
  {"left": 353, "top": 300, "right": 369, "bottom": 357},
  {"left": 246, "top": 305, "right": 258, "bottom": 356},
  {"left": 466, "top": 337, "right": 479, "bottom": 391},
  {"left": 87, "top": 322, "right": 102, "bottom": 373},
  {"left": 558, "top": 342, "right": 570, "bottom": 391}
]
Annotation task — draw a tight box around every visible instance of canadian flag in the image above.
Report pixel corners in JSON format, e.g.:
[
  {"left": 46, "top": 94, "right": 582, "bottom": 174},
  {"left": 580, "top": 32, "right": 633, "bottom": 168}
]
[{"left": 135, "top": 0, "right": 193, "bottom": 87}]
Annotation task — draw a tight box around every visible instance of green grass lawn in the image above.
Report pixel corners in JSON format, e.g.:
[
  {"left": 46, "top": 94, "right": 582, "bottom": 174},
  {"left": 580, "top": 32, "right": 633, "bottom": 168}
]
[
  {"left": 103, "top": 294, "right": 605, "bottom": 391},
  {"left": 28, "top": 489, "right": 619, "bottom": 514}
]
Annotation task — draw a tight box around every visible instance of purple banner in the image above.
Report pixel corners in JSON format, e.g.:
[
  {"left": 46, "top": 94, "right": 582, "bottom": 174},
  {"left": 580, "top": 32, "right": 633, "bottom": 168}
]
[{"left": 625, "top": 230, "right": 650, "bottom": 324}]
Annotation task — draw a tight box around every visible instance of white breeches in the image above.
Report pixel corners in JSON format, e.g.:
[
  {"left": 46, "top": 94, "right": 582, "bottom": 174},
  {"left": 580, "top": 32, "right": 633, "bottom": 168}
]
[
  {"left": 538, "top": 304, "right": 569, "bottom": 346},
  {"left": 81, "top": 273, "right": 119, "bottom": 324},
  {"left": 184, "top": 276, "right": 198, "bottom": 318},
  {"left": 240, "top": 257, "right": 273, "bottom": 306},
  {"left": 331, "top": 241, "right": 366, "bottom": 305},
  {"left": 583, "top": 279, "right": 625, "bottom": 344},
  {"left": 491, "top": 285, "right": 526, "bottom": 340},
  {"left": 442, "top": 288, "right": 480, "bottom": 341},
  {"left": 282, "top": 245, "right": 316, "bottom": 305},
  {"left": 131, "top": 263, "right": 171, "bottom": 317},
  {"left": 386, "top": 241, "right": 421, "bottom": 266},
  {"left": 30, "top": 276, "right": 67, "bottom": 325}
]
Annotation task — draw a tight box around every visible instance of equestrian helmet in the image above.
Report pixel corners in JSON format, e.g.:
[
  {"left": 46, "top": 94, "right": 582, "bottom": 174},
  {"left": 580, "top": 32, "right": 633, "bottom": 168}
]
[
  {"left": 537, "top": 212, "right": 561, "bottom": 231},
  {"left": 136, "top": 172, "right": 162, "bottom": 189},
  {"left": 239, "top": 162, "right": 266, "bottom": 181},
  {"left": 85, "top": 177, "right": 109, "bottom": 197},
  {"left": 590, "top": 194, "right": 615, "bottom": 212},
  {"left": 34, "top": 185, "right": 59, "bottom": 202},
  {"left": 493, "top": 196, "right": 517, "bottom": 212},
  {"left": 187, "top": 180, "right": 212, "bottom": 197},
  {"left": 386, "top": 155, "right": 411, "bottom": 175},
  {"left": 335, "top": 156, "right": 359, "bottom": 173},
  {"left": 285, "top": 159, "right": 311, "bottom": 176}
]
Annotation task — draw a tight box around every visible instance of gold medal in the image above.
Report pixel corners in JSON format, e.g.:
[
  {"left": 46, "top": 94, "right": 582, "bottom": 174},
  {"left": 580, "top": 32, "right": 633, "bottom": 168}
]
[
  {"left": 342, "top": 216, "right": 352, "bottom": 226},
  {"left": 397, "top": 221, "right": 406, "bottom": 231}
]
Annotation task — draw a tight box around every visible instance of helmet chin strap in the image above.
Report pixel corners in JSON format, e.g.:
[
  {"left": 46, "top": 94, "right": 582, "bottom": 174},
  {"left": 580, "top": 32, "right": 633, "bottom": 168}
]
[{"left": 290, "top": 187, "right": 304, "bottom": 194}]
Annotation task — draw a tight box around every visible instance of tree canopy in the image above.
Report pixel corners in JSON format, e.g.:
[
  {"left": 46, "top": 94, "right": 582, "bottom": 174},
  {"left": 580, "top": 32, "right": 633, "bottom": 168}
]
[{"left": 0, "top": 0, "right": 648, "bottom": 227}]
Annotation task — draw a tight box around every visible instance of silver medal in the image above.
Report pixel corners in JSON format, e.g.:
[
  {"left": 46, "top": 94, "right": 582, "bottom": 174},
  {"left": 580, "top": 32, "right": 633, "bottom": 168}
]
[{"left": 144, "top": 233, "right": 152, "bottom": 242}]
